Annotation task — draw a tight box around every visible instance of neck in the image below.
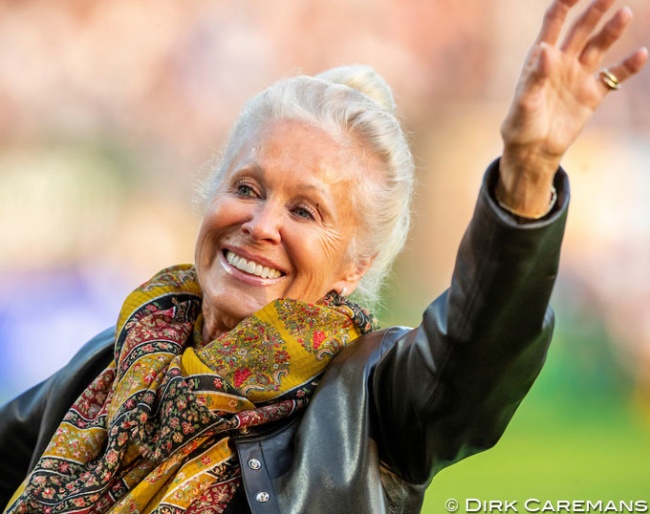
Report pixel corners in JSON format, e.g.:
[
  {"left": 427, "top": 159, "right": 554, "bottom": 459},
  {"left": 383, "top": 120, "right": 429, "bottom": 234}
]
[{"left": 201, "top": 305, "right": 239, "bottom": 343}]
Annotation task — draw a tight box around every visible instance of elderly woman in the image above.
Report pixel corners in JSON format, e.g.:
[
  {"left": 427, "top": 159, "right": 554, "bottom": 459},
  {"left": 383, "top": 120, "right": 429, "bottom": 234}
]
[{"left": 1, "top": 0, "right": 647, "bottom": 513}]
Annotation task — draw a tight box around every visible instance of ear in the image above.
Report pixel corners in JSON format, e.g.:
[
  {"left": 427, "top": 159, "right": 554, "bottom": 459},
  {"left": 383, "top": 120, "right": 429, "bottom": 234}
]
[{"left": 332, "top": 254, "right": 376, "bottom": 297}]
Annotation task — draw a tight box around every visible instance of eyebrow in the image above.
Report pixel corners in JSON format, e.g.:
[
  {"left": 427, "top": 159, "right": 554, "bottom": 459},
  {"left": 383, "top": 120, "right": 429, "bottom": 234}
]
[{"left": 233, "top": 161, "right": 332, "bottom": 197}]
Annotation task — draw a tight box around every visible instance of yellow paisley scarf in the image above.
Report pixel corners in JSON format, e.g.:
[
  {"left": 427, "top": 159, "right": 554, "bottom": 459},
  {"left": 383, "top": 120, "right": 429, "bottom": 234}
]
[{"left": 5, "top": 264, "right": 374, "bottom": 514}]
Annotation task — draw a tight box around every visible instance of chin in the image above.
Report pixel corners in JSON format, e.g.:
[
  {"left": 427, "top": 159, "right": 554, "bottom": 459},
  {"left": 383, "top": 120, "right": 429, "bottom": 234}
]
[{"left": 216, "top": 288, "right": 277, "bottom": 322}]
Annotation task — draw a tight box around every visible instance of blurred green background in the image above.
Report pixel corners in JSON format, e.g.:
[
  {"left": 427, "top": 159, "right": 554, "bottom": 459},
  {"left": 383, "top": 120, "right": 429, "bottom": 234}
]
[{"left": 0, "top": 0, "right": 648, "bottom": 508}]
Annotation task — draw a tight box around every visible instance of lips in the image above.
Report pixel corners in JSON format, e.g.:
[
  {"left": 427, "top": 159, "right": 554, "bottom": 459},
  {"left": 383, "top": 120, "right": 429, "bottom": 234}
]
[{"left": 225, "top": 250, "right": 283, "bottom": 279}]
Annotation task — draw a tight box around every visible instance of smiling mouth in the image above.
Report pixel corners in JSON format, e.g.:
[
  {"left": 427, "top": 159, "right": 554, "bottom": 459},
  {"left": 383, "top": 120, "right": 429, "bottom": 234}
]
[{"left": 225, "top": 250, "right": 284, "bottom": 279}]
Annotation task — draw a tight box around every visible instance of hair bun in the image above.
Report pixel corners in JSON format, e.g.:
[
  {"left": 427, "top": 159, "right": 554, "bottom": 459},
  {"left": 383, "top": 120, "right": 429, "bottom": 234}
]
[{"left": 316, "top": 65, "right": 396, "bottom": 114}]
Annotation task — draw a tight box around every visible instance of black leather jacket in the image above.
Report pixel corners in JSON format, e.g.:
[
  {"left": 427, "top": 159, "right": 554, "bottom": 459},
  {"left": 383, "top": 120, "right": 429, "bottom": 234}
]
[{"left": 0, "top": 163, "right": 569, "bottom": 514}]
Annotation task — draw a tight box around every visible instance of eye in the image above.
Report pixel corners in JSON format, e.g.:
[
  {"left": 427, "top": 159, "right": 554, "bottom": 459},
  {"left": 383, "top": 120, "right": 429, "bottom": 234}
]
[
  {"left": 234, "top": 181, "right": 258, "bottom": 198},
  {"left": 291, "top": 204, "right": 317, "bottom": 221}
]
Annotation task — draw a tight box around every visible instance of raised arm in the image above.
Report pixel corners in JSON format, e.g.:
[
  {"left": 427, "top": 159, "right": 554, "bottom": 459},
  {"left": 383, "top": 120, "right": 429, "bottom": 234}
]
[
  {"left": 371, "top": 161, "right": 569, "bottom": 484},
  {"left": 497, "top": 0, "right": 647, "bottom": 218},
  {"left": 370, "top": 0, "right": 647, "bottom": 485}
]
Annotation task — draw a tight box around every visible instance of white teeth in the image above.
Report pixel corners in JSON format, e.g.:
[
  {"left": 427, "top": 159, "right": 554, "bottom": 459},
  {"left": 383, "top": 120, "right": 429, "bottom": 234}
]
[{"left": 225, "top": 251, "right": 282, "bottom": 279}]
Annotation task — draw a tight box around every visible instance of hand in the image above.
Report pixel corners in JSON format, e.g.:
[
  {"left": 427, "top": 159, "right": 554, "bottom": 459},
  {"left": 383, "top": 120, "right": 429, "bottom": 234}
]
[{"left": 497, "top": 0, "right": 648, "bottom": 217}]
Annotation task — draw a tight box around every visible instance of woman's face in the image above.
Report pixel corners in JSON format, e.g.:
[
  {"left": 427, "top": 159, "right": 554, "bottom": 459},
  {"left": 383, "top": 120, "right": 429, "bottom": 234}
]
[{"left": 195, "top": 119, "right": 376, "bottom": 338}]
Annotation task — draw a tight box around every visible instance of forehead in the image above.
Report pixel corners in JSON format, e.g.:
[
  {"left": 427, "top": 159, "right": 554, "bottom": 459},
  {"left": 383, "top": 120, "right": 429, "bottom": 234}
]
[{"left": 231, "top": 119, "right": 376, "bottom": 185}]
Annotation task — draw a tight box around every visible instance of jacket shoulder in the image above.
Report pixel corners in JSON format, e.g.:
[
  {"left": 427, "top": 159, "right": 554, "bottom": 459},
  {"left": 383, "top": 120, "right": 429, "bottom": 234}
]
[{"left": 0, "top": 327, "right": 115, "bottom": 506}]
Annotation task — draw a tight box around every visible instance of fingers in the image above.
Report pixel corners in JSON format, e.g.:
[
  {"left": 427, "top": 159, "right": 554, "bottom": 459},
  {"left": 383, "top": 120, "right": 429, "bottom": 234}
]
[
  {"left": 624, "top": 47, "right": 650, "bottom": 77},
  {"left": 579, "top": 6, "right": 634, "bottom": 69},
  {"left": 598, "top": 47, "right": 649, "bottom": 93},
  {"left": 536, "top": 0, "right": 581, "bottom": 46},
  {"left": 560, "top": 0, "right": 616, "bottom": 55},
  {"left": 533, "top": 42, "right": 555, "bottom": 82},
  {"left": 536, "top": 0, "right": 648, "bottom": 94}
]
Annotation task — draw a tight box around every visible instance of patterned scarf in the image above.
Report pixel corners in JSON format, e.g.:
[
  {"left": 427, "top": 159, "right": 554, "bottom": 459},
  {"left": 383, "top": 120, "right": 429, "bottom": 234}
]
[{"left": 5, "top": 264, "right": 374, "bottom": 514}]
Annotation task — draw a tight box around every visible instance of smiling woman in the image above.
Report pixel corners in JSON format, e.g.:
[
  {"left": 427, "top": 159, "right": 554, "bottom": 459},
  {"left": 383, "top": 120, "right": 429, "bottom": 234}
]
[
  {"left": 194, "top": 118, "right": 384, "bottom": 340},
  {"left": 0, "top": 1, "right": 648, "bottom": 513},
  {"left": 197, "top": 68, "right": 414, "bottom": 310}
]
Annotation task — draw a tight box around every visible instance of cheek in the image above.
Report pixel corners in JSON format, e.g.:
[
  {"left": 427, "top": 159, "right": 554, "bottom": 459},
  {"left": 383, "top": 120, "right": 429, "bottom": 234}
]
[
  {"left": 289, "top": 227, "right": 351, "bottom": 279},
  {"left": 194, "top": 226, "right": 214, "bottom": 265},
  {"left": 317, "top": 202, "right": 360, "bottom": 262},
  {"left": 195, "top": 206, "right": 229, "bottom": 261},
  {"left": 319, "top": 230, "right": 349, "bottom": 262}
]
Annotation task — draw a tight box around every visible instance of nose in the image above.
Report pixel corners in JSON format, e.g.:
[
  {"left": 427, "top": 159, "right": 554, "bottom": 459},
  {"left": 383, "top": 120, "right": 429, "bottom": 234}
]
[{"left": 241, "top": 201, "right": 282, "bottom": 243}]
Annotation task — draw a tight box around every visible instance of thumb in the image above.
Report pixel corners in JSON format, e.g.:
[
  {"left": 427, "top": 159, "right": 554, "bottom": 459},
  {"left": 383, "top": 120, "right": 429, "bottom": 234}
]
[{"left": 534, "top": 42, "right": 554, "bottom": 81}]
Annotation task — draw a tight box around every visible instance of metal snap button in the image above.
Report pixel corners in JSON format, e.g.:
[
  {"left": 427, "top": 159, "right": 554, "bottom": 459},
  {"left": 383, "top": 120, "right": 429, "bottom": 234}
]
[
  {"left": 256, "top": 491, "right": 270, "bottom": 503},
  {"left": 248, "top": 458, "right": 262, "bottom": 470}
]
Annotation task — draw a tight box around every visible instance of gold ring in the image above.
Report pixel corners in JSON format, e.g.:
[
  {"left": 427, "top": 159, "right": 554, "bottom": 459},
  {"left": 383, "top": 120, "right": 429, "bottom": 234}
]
[{"left": 599, "top": 69, "right": 620, "bottom": 91}]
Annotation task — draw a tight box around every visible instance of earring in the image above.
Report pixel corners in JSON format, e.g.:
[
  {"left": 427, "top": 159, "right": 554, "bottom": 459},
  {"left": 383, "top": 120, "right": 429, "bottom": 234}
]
[{"left": 340, "top": 287, "right": 347, "bottom": 297}]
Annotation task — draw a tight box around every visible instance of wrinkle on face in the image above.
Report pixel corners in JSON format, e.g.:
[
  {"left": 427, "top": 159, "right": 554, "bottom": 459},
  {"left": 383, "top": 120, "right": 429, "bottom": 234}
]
[{"left": 194, "top": 119, "right": 381, "bottom": 341}]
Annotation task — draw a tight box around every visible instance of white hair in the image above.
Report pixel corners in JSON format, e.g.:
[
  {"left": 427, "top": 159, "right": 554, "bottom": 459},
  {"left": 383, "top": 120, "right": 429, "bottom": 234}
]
[{"left": 197, "top": 65, "right": 414, "bottom": 309}]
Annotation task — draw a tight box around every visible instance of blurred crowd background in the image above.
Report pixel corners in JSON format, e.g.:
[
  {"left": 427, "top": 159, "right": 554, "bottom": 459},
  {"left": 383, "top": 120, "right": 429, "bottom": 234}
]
[{"left": 0, "top": 0, "right": 648, "bottom": 508}]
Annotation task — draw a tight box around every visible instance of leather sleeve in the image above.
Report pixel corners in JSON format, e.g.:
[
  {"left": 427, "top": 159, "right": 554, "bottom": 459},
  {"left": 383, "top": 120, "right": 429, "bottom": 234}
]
[
  {"left": 0, "top": 327, "right": 115, "bottom": 508},
  {"left": 370, "top": 160, "right": 569, "bottom": 485}
]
